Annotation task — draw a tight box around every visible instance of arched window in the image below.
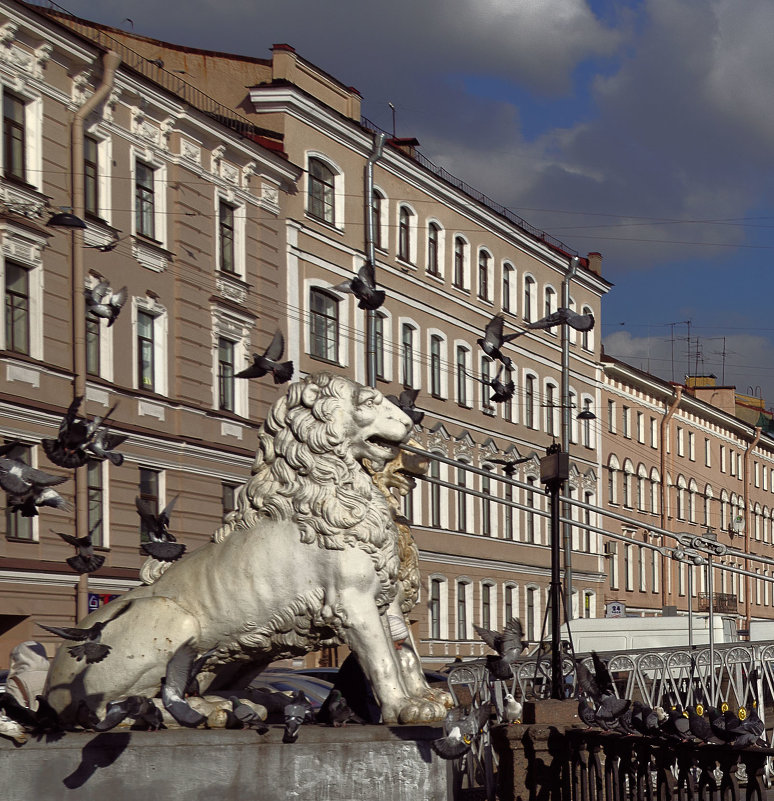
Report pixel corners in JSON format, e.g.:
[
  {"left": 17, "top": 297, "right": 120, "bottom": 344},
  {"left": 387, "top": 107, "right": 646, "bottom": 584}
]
[
  {"left": 429, "top": 578, "right": 442, "bottom": 639},
  {"left": 637, "top": 464, "right": 648, "bottom": 511},
  {"left": 457, "top": 464, "right": 468, "bottom": 533},
  {"left": 430, "top": 334, "right": 442, "bottom": 396},
  {"left": 371, "top": 189, "right": 384, "bottom": 250},
  {"left": 623, "top": 460, "right": 634, "bottom": 508},
  {"left": 398, "top": 206, "right": 413, "bottom": 263},
  {"left": 401, "top": 323, "right": 415, "bottom": 387},
  {"left": 430, "top": 457, "right": 442, "bottom": 528},
  {"left": 502, "top": 263, "right": 514, "bottom": 313},
  {"left": 456, "top": 345, "right": 469, "bottom": 406},
  {"left": 544, "top": 286, "right": 556, "bottom": 321},
  {"left": 650, "top": 467, "right": 661, "bottom": 514},
  {"left": 525, "top": 476, "right": 536, "bottom": 543},
  {"left": 581, "top": 305, "right": 594, "bottom": 350},
  {"left": 308, "top": 157, "right": 335, "bottom": 223},
  {"left": 525, "top": 374, "right": 535, "bottom": 428},
  {"left": 309, "top": 287, "right": 339, "bottom": 362},
  {"left": 453, "top": 236, "right": 467, "bottom": 288},
  {"left": 545, "top": 382, "right": 558, "bottom": 435},
  {"left": 427, "top": 222, "right": 441, "bottom": 276},
  {"left": 504, "top": 584, "right": 517, "bottom": 624},
  {"left": 481, "top": 582, "right": 493, "bottom": 629},
  {"left": 457, "top": 580, "right": 470, "bottom": 640},
  {"left": 608, "top": 455, "right": 620, "bottom": 505},
  {"left": 478, "top": 249, "right": 491, "bottom": 301},
  {"left": 481, "top": 467, "right": 492, "bottom": 536},
  {"left": 525, "top": 586, "right": 537, "bottom": 642},
  {"left": 524, "top": 275, "right": 535, "bottom": 322}
]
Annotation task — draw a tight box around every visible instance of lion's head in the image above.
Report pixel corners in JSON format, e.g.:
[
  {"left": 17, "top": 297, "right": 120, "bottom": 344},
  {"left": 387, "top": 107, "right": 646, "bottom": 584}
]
[{"left": 214, "top": 372, "right": 413, "bottom": 551}]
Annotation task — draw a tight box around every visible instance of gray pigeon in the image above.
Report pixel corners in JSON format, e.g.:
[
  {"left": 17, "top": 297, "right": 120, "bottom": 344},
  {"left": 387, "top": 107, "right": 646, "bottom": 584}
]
[
  {"left": 137, "top": 495, "right": 185, "bottom": 562},
  {"left": 54, "top": 528, "right": 105, "bottom": 574},
  {"left": 282, "top": 690, "right": 313, "bottom": 743},
  {"left": 317, "top": 688, "right": 366, "bottom": 728},
  {"left": 226, "top": 696, "right": 268, "bottom": 733},
  {"left": 477, "top": 314, "right": 519, "bottom": 370},
  {"left": 432, "top": 704, "right": 490, "bottom": 759},
  {"left": 332, "top": 261, "right": 385, "bottom": 310},
  {"left": 0, "top": 457, "right": 68, "bottom": 518},
  {"left": 385, "top": 387, "right": 424, "bottom": 425},
  {"left": 235, "top": 330, "right": 294, "bottom": 384},
  {"left": 473, "top": 617, "right": 528, "bottom": 679},
  {"left": 161, "top": 640, "right": 207, "bottom": 728},
  {"left": 42, "top": 397, "right": 118, "bottom": 469},
  {"left": 524, "top": 307, "right": 595, "bottom": 333},
  {"left": 85, "top": 280, "right": 127, "bottom": 327},
  {"left": 86, "top": 426, "right": 128, "bottom": 466},
  {"left": 96, "top": 696, "right": 163, "bottom": 731},
  {"left": 482, "top": 363, "right": 515, "bottom": 403},
  {"left": 38, "top": 601, "right": 131, "bottom": 663}
]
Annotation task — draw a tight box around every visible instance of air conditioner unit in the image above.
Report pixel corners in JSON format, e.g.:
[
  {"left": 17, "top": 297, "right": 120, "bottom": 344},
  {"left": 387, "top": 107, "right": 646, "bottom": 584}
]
[{"left": 604, "top": 542, "right": 618, "bottom": 556}]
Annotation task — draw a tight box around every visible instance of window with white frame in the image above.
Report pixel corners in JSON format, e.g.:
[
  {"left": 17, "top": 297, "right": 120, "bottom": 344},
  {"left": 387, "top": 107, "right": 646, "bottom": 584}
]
[
  {"left": 481, "top": 468, "right": 492, "bottom": 536},
  {"left": 544, "top": 381, "right": 558, "bottom": 436},
  {"left": 623, "top": 460, "right": 633, "bottom": 508},
  {"left": 636, "top": 411, "right": 644, "bottom": 443},
  {"left": 622, "top": 406, "right": 631, "bottom": 438},
  {"left": 478, "top": 249, "right": 492, "bottom": 301},
  {"left": 134, "top": 299, "right": 168, "bottom": 395},
  {"left": 481, "top": 582, "right": 494, "bottom": 629},
  {"left": 544, "top": 286, "right": 557, "bottom": 328},
  {"left": 453, "top": 236, "right": 468, "bottom": 289},
  {"left": 217, "top": 198, "right": 244, "bottom": 276},
  {"left": 504, "top": 481, "right": 514, "bottom": 540},
  {"left": 608, "top": 455, "right": 620, "bottom": 504},
  {"left": 217, "top": 337, "right": 236, "bottom": 412},
  {"left": 372, "top": 188, "right": 386, "bottom": 250},
  {"left": 309, "top": 287, "right": 340, "bottom": 364},
  {"left": 456, "top": 580, "right": 471, "bottom": 640},
  {"left": 457, "top": 464, "right": 468, "bottom": 533},
  {"left": 688, "top": 431, "right": 695, "bottom": 461},
  {"left": 481, "top": 356, "right": 494, "bottom": 410},
  {"left": 397, "top": 205, "right": 416, "bottom": 264},
  {"left": 430, "top": 334, "right": 443, "bottom": 397},
  {"left": 525, "top": 586, "right": 538, "bottom": 642},
  {"left": 87, "top": 458, "right": 107, "bottom": 548},
  {"left": 677, "top": 427, "right": 684, "bottom": 457},
  {"left": 429, "top": 577, "right": 446, "bottom": 639},
  {"left": 1, "top": 227, "right": 44, "bottom": 358},
  {"left": 525, "top": 475, "right": 537, "bottom": 543},
  {"left": 429, "top": 456, "right": 442, "bottom": 529},
  {"left": 504, "top": 584, "right": 517, "bottom": 625},
  {"left": 504, "top": 367, "right": 515, "bottom": 422},
  {"left": 3, "top": 91, "right": 26, "bottom": 182},
  {"left": 138, "top": 466, "right": 163, "bottom": 543},
  {"left": 456, "top": 345, "right": 470, "bottom": 406},
  {"left": 372, "top": 310, "right": 387, "bottom": 381},
  {"left": 135, "top": 159, "right": 156, "bottom": 239},
  {"left": 582, "top": 397, "right": 593, "bottom": 448},
  {"left": 502, "top": 262, "right": 514, "bottom": 313},
  {"left": 581, "top": 306, "right": 594, "bottom": 350},
  {"left": 607, "top": 399, "right": 616, "bottom": 433},
  {"left": 427, "top": 221, "right": 442, "bottom": 276},
  {"left": 524, "top": 373, "right": 536, "bottom": 428},
  {"left": 307, "top": 156, "right": 336, "bottom": 224},
  {"left": 401, "top": 322, "right": 418, "bottom": 388},
  {"left": 650, "top": 417, "right": 658, "bottom": 448},
  {"left": 4, "top": 259, "right": 29, "bottom": 355},
  {"left": 523, "top": 275, "right": 536, "bottom": 322},
  {"left": 4, "top": 441, "right": 34, "bottom": 541}
]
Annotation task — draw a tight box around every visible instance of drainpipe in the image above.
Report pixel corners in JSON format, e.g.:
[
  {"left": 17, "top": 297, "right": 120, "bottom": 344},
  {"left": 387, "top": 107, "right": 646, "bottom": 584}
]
[
  {"left": 72, "top": 50, "right": 121, "bottom": 621},
  {"left": 743, "top": 426, "right": 762, "bottom": 633},
  {"left": 660, "top": 385, "right": 682, "bottom": 609},
  {"left": 364, "top": 132, "right": 385, "bottom": 388},
  {"left": 562, "top": 256, "right": 578, "bottom": 619}
]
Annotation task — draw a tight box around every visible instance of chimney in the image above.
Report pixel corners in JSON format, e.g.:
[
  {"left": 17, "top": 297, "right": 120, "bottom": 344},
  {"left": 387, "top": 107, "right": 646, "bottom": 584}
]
[{"left": 586, "top": 252, "right": 602, "bottom": 276}]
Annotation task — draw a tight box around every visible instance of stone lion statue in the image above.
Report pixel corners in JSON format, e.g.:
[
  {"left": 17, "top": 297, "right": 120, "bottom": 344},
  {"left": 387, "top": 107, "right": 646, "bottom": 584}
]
[{"left": 46, "top": 372, "right": 450, "bottom": 725}]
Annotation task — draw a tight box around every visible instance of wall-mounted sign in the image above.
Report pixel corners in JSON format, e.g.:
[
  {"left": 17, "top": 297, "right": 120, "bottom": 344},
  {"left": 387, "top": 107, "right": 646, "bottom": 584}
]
[{"left": 605, "top": 601, "right": 626, "bottom": 618}]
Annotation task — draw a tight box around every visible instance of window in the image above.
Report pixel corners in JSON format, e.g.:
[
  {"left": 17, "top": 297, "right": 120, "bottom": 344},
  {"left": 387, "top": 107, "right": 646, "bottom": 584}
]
[
  {"left": 135, "top": 160, "right": 156, "bottom": 239},
  {"left": 427, "top": 222, "right": 440, "bottom": 275},
  {"left": 581, "top": 306, "right": 593, "bottom": 350},
  {"left": 503, "top": 368, "right": 514, "bottom": 422},
  {"left": 5, "top": 260, "right": 29, "bottom": 354},
  {"left": 622, "top": 406, "right": 631, "bottom": 438},
  {"left": 481, "top": 357, "right": 492, "bottom": 410},
  {"left": 430, "top": 579, "right": 442, "bottom": 639},
  {"left": 398, "top": 206, "right": 413, "bottom": 263},
  {"left": 525, "top": 476, "right": 536, "bottom": 543},
  {"left": 545, "top": 384, "right": 556, "bottom": 435},
  {"left": 87, "top": 459, "right": 104, "bottom": 547},
  {"left": 404, "top": 482, "right": 414, "bottom": 523},
  {"left": 523, "top": 276, "right": 535, "bottom": 322},
  {"left": 218, "top": 201, "right": 236, "bottom": 274},
  {"left": 3, "top": 91, "right": 25, "bottom": 181},
  {"left": 217, "top": 337, "right": 235, "bottom": 412},
  {"left": 84, "top": 135, "right": 99, "bottom": 217},
  {"left": 137, "top": 310, "right": 156, "bottom": 391},
  {"left": 456, "top": 345, "right": 469, "bottom": 406},
  {"left": 430, "top": 334, "right": 442, "bottom": 397},
  {"left": 453, "top": 237, "right": 466, "bottom": 288},
  {"left": 481, "top": 583, "right": 492, "bottom": 629},
  {"left": 371, "top": 190, "right": 383, "bottom": 250},
  {"left": 457, "top": 582, "right": 469, "bottom": 640},
  {"left": 86, "top": 316, "right": 100, "bottom": 376},
  {"left": 457, "top": 465, "right": 468, "bottom": 532},
  {"left": 222, "top": 482, "right": 238, "bottom": 517},
  {"left": 138, "top": 467, "right": 160, "bottom": 543},
  {"left": 481, "top": 469, "right": 491, "bottom": 536},
  {"left": 650, "top": 417, "right": 658, "bottom": 448},
  {"left": 583, "top": 492, "right": 593, "bottom": 552},
  {"left": 504, "top": 585, "right": 515, "bottom": 624},
  {"left": 526, "top": 587, "right": 536, "bottom": 642},
  {"left": 636, "top": 412, "right": 644, "bottom": 443},
  {"left": 677, "top": 427, "right": 684, "bottom": 457},
  {"left": 310, "top": 288, "right": 339, "bottom": 363},
  {"left": 373, "top": 311, "right": 385, "bottom": 380},
  {"left": 401, "top": 323, "right": 415, "bottom": 387},
  {"left": 478, "top": 250, "right": 490, "bottom": 300},
  {"left": 582, "top": 399, "right": 592, "bottom": 448},
  {"left": 5, "top": 441, "right": 32, "bottom": 540},
  {"left": 583, "top": 592, "right": 593, "bottom": 619},
  {"left": 607, "top": 399, "right": 616, "bottom": 433},
  {"left": 544, "top": 286, "right": 556, "bottom": 320},
  {"left": 308, "top": 157, "right": 335, "bottom": 223},
  {"left": 525, "top": 375, "right": 535, "bottom": 428},
  {"left": 504, "top": 482, "right": 514, "bottom": 540},
  {"left": 689, "top": 431, "right": 695, "bottom": 461},
  {"left": 502, "top": 263, "right": 513, "bottom": 313},
  {"left": 705, "top": 438, "right": 711, "bottom": 467},
  {"left": 430, "top": 458, "right": 441, "bottom": 528}
]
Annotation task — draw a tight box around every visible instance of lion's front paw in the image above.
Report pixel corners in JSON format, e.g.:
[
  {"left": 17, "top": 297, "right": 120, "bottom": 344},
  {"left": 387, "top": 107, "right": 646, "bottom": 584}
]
[
  {"left": 424, "top": 687, "right": 454, "bottom": 709},
  {"left": 397, "top": 697, "right": 448, "bottom": 724}
]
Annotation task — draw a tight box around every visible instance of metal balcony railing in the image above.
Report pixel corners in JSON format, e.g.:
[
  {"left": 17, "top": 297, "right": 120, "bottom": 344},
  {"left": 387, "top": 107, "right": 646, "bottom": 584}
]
[{"left": 697, "top": 592, "right": 738, "bottom": 614}]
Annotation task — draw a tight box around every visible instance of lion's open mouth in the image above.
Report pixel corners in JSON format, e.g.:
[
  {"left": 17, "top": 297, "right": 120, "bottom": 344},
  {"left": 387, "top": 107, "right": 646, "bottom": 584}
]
[{"left": 367, "top": 435, "right": 400, "bottom": 453}]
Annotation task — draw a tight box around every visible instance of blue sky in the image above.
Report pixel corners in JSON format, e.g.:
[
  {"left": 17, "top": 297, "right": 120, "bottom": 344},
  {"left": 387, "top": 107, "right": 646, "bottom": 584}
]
[{"left": 53, "top": 0, "right": 774, "bottom": 401}]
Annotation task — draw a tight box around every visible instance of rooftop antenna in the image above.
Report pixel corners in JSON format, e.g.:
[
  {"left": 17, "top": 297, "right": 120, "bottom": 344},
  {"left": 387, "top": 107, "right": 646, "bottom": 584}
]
[{"left": 388, "top": 102, "right": 396, "bottom": 138}]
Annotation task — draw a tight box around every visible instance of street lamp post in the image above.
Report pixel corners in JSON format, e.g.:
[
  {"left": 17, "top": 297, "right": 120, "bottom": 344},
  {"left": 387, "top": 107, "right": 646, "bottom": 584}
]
[{"left": 562, "top": 256, "right": 578, "bottom": 620}]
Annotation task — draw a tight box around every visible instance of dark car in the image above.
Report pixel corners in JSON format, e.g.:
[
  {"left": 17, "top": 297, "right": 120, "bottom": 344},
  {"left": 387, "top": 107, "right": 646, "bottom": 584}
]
[{"left": 296, "top": 666, "right": 449, "bottom": 686}]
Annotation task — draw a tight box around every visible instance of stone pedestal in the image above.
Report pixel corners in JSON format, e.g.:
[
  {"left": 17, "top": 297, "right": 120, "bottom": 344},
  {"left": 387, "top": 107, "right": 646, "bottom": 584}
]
[{"left": 0, "top": 724, "right": 446, "bottom": 801}]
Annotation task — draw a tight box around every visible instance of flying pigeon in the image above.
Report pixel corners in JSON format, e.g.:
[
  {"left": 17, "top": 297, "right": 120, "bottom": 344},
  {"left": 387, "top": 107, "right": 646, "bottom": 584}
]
[
  {"left": 332, "top": 261, "right": 385, "bottom": 311},
  {"left": 317, "top": 689, "right": 366, "bottom": 728},
  {"left": 524, "top": 307, "right": 595, "bottom": 334},
  {"left": 96, "top": 696, "right": 164, "bottom": 732},
  {"left": 0, "top": 458, "right": 69, "bottom": 518},
  {"left": 226, "top": 697, "right": 269, "bottom": 733},
  {"left": 86, "top": 426, "right": 128, "bottom": 466},
  {"left": 42, "top": 397, "right": 117, "bottom": 469},
  {"left": 431, "top": 704, "right": 490, "bottom": 759},
  {"left": 385, "top": 387, "right": 424, "bottom": 425},
  {"left": 473, "top": 617, "right": 528, "bottom": 680},
  {"left": 477, "top": 314, "right": 520, "bottom": 370},
  {"left": 235, "top": 330, "right": 294, "bottom": 385},
  {"left": 480, "top": 363, "right": 515, "bottom": 404},
  {"left": 489, "top": 456, "right": 530, "bottom": 477},
  {"left": 136, "top": 495, "right": 185, "bottom": 562},
  {"left": 161, "top": 640, "right": 208, "bottom": 728},
  {"left": 53, "top": 529, "right": 105, "bottom": 574},
  {"left": 85, "top": 280, "right": 127, "bottom": 327},
  {"left": 37, "top": 601, "right": 131, "bottom": 664},
  {"left": 282, "top": 690, "right": 314, "bottom": 743},
  {"left": 85, "top": 234, "right": 125, "bottom": 253}
]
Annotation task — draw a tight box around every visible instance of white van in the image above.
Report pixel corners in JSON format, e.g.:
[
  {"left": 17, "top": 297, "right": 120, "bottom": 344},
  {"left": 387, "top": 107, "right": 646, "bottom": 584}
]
[{"left": 560, "top": 614, "right": 738, "bottom": 654}]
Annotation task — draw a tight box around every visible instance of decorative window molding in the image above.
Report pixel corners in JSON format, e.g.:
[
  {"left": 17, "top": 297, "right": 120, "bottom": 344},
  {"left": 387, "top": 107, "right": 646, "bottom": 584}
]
[{"left": 132, "top": 294, "right": 168, "bottom": 396}]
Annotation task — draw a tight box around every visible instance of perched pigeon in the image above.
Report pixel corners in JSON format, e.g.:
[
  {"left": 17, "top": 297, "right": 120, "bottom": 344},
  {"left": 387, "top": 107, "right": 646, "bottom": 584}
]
[
  {"left": 282, "top": 690, "right": 314, "bottom": 743},
  {"left": 385, "top": 387, "right": 424, "bottom": 426},
  {"left": 477, "top": 314, "right": 520, "bottom": 370},
  {"left": 75, "top": 699, "right": 101, "bottom": 730},
  {"left": 85, "top": 426, "right": 128, "bottom": 466},
  {"left": 503, "top": 693, "right": 523, "bottom": 724},
  {"left": 85, "top": 280, "right": 127, "bottom": 327},
  {"left": 473, "top": 617, "right": 528, "bottom": 680},
  {"left": 137, "top": 495, "right": 185, "bottom": 562},
  {"left": 332, "top": 261, "right": 385, "bottom": 311},
  {"left": 0, "top": 458, "right": 70, "bottom": 517},
  {"left": 96, "top": 696, "right": 163, "bottom": 731},
  {"left": 317, "top": 689, "right": 366, "bottom": 728},
  {"left": 226, "top": 697, "right": 268, "bottom": 733},
  {"left": 687, "top": 706, "right": 722, "bottom": 744},
  {"left": 53, "top": 529, "right": 105, "bottom": 574},
  {"left": 432, "top": 704, "right": 490, "bottom": 759},
  {"left": 37, "top": 601, "right": 131, "bottom": 664},
  {"left": 161, "top": 640, "right": 208, "bottom": 728},
  {"left": 235, "top": 330, "right": 294, "bottom": 385},
  {"left": 630, "top": 700, "right": 660, "bottom": 736}
]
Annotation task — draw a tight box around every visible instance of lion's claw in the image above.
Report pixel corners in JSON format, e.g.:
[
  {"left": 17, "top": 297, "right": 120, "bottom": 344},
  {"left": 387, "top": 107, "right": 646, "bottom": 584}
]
[{"left": 397, "top": 698, "right": 448, "bottom": 724}]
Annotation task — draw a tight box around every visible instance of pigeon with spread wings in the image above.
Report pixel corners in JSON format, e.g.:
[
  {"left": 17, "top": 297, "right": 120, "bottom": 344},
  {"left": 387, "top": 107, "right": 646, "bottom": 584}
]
[
  {"left": 385, "top": 387, "right": 424, "bottom": 425},
  {"left": 477, "top": 314, "right": 521, "bottom": 370},
  {"left": 38, "top": 602, "right": 131, "bottom": 664},
  {"left": 136, "top": 495, "right": 185, "bottom": 562},
  {"left": 235, "top": 330, "right": 294, "bottom": 385},
  {"left": 85, "top": 280, "right": 127, "bottom": 327},
  {"left": 432, "top": 704, "right": 490, "bottom": 759},
  {"left": 53, "top": 528, "right": 105, "bottom": 574},
  {"left": 473, "top": 617, "right": 528, "bottom": 679},
  {"left": 332, "top": 261, "right": 385, "bottom": 311},
  {"left": 0, "top": 458, "right": 69, "bottom": 518}
]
